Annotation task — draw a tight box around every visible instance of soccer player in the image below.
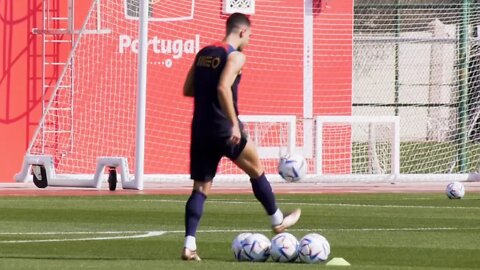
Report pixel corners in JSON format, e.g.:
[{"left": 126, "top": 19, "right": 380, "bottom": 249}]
[{"left": 181, "top": 12, "right": 301, "bottom": 261}]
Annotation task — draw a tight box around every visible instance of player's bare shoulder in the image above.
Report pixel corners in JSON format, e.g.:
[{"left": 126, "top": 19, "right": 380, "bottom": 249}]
[{"left": 227, "top": 51, "right": 246, "bottom": 70}]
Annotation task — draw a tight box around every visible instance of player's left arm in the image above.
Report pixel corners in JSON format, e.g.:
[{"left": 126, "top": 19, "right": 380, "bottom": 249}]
[
  {"left": 217, "top": 52, "right": 245, "bottom": 144},
  {"left": 183, "top": 62, "right": 195, "bottom": 97}
]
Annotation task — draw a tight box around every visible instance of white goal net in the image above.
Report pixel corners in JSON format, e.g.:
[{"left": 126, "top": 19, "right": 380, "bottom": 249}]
[
  {"left": 315, "top": 116, "right": 400, "bottom": 182},
  {"left": 16, "top": 0, "right": 480, "bottom": 188}
]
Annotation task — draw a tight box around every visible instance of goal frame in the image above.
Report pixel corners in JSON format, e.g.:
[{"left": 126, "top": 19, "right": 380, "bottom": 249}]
[
  {"left": 15, "top": 115, "right": 298, "bottom": 186},
  {"left": 14, "top": 0, "right": 150, "bottom": 190},
  {"left": 314, "top": 116, "right": 480, "bottom": 182},
  {"left": 315, "top": 115, "right": 401, "bottom": 182}
]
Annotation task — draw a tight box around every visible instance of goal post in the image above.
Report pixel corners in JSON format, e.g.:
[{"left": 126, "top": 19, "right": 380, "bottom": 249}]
[
  {"left": 315, "top": 116, "right": 400, "bottom": 182},
  {"left": 141, "top": 115, "right": 298, "bottom": 182},
  {"left": 15, "top": 0, "right": 151, "bottom": 190},
  {"left": 133, "top": 0, "right": 151, "bottom": 190}
]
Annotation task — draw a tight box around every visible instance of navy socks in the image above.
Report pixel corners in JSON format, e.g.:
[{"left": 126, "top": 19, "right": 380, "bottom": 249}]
[
  {"left": 250, "top": 173, "right": 278, "bottom": 215},
  {"left": 185, "top": 174, "right": 278, "bottom": 238},
  {"left": 185, "top": 190, "right": 207, "bottom": 237}
]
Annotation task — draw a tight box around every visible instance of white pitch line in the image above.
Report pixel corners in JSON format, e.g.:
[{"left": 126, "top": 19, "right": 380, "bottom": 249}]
[
  {"left": 2, "top": 227, "right": 480, "bottom": 244},
  {"left": 164, "top": 227, "right": 480, "bottom": 234},
  {"left": 0, "top": 231, "right": 152, "bottom": 235},
  {"left": 2, "top": 198, "right": 479, "bottom": 210},
  {"left": 4, "top": 227, "right": 480, "bottom": 236},
  {"left": 116, "top": 198, "right": 480, "bottom": 210},
  {"left": 0, "top": 231, "right": 165, "bottom": 243}
]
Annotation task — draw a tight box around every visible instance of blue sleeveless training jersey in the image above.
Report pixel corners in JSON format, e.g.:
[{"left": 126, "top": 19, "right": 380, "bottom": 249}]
[{"left": 192, "top": 42, "right": 242, "bottom": 138}]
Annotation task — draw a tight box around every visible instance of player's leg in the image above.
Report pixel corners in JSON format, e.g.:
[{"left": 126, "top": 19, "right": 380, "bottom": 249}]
[
  {"left": 182, "top": 180, "right": 212, "bottom": 261},
  {"left": 229, "top": 137, "right": 301, "bottom": 233},
  {"left": 182, "top": 138, "right": 221, "bottom": 261}
]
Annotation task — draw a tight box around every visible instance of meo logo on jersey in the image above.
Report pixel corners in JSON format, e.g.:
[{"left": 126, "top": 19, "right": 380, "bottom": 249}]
[{"left": 196, "top": 56, "right": 221, "bottom": 69}]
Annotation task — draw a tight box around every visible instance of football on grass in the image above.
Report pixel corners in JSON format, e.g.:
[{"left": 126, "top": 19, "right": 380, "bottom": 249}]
[
  {"left": 446, "top": 181, "right": 465, "bottom": 199},
  {"left": 298, "top": 233, "right": 330, "bottom": 263},
  {"left": 270, "top": 232, "right": 299, "bottom": 262},
  {"left": 232, "top": 232, "right": 252, "bottom": 261},
  {"left": 241, "top": 233, "right": 271, "bottom": 262}
]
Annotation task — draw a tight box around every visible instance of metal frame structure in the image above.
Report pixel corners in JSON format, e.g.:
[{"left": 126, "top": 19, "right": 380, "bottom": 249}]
[
  {"left": 15, "top": 0, "right": 139, "bottom": 190},
  {"left": 31, "top": 0, "right": 75, "bottom": 153}
]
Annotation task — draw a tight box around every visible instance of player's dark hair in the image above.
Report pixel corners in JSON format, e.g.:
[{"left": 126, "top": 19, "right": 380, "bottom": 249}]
[{"left": 226, "top": 13, "right": 251, "bottom": 35}]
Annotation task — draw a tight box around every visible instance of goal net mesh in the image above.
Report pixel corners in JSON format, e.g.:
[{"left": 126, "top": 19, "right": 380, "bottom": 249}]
[
  {"left": 354, "top": 0, "right": 480, "bottom": 174},
  {"left": 24, "top": 0, "right": 480, "bottom": 182}
]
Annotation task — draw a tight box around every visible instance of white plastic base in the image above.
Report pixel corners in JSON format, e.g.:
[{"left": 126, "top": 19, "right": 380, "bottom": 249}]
[
  {"left": 15, "top": 156, "right": 479, "bottom": 190},
  {"left": 15, "top": 155, "right": 142, "bottom": 190}
]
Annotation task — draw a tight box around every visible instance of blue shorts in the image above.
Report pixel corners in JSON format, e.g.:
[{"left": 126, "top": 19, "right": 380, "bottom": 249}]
[{"left": 190, "top": 134, "right": 248, "bottom": 181}]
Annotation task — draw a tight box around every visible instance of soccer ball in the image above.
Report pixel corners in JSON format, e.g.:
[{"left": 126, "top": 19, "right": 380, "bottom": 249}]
[
  {"left": 241, "top": 233, "right": 271, "bottom": 262},
  {"left": 298, "top": 233, "right": 330, "bottom": 264},
  {"left": 270, "top": 232, "right": 299, "bottom": 262},
  {"left": 278, "top": 154, "right": 307, "bottom": 182},
  {"left": 446, "top": 181, "right": 465, "bottom": 199},
  {"left": 232, "top": 232, "right": 252, "bottom": 261}
]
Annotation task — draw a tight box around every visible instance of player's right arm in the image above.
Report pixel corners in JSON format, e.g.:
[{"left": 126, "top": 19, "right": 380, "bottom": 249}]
[{"left": 217, "top": 51, "right": 246, "bottom": 145}]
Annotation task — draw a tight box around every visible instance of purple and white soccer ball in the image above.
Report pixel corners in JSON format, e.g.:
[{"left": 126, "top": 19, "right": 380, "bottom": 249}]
[
  {"left": 446, "top": 181, "right": 465, "bottom": 199},
  {"left": 232, "top": 232, "right": 252, "bottom": 261},
  {"left": 298, "top": 233, "right": 330, "bottom": 264},
  {"left": 278, "top": 154, "right": 307, "bottom": 182},
  {"left": 270, "top": 232, "right": 299, "bottom": 262},
  {"left": 241, "top": 233, "right": 271, "bottom": 262}
]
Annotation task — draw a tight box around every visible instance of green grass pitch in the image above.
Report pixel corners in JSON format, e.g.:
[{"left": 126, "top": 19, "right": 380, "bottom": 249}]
[{"left": 0, "top": 193, "right": 479, "bottom": 269}]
